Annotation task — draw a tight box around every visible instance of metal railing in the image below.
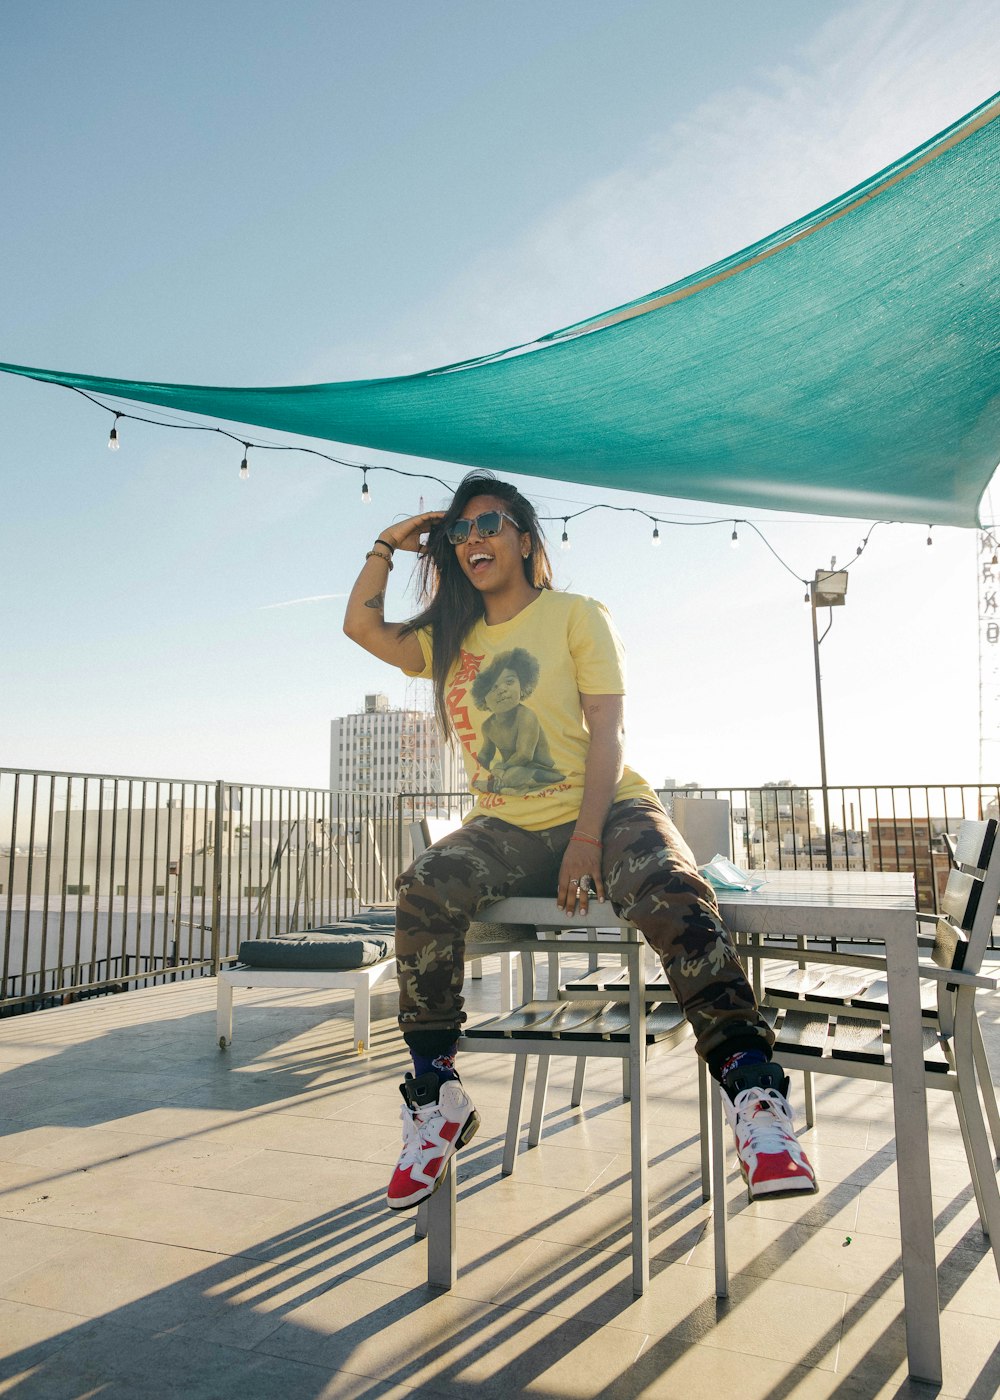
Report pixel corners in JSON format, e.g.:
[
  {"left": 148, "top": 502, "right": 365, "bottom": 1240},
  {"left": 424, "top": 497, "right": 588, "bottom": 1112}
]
[
  {"left": 2, "top": 768, "right": 997, "bottom": 1014},
  {"left": 0, "top": 769, "right": 423, "bottom": 1015},
  {"left": 660, "top": 783, "right": 1000, "bottom": 918}
]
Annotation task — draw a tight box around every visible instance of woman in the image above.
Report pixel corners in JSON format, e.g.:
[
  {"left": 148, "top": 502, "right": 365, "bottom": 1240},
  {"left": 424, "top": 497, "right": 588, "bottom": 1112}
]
[{"left": 343, "top": 471, "right": 815, "bottom": 1210}]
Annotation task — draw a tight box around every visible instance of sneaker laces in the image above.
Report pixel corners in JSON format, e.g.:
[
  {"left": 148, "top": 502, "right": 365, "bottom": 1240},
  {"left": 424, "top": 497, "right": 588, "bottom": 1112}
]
[
  {"left": 736, "top": 1088, "right": 795, "bottom": 1154},
  {"left": 396, "top": 1104, "right": 427, "bottom": 1170}
]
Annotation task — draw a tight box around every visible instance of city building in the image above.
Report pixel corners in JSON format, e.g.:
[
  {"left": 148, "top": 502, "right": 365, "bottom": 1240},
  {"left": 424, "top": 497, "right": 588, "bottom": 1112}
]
[
  {"left": 329, "top": 693, "right": 462, "bottom": 798},
  {"left": 868, "top": 817, "right": 952, "bottom": 907}
]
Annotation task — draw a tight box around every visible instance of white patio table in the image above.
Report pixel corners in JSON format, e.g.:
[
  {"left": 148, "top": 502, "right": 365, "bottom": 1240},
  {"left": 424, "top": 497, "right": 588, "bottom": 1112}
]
[{"left": 716, "top": 870, "right": 940, "bottom": 1385}]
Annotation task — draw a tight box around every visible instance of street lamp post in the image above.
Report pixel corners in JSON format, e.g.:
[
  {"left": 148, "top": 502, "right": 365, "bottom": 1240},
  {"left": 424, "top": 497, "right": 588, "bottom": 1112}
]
[{"left": 810, "top": 568, "right": 849, "bottom": 870}]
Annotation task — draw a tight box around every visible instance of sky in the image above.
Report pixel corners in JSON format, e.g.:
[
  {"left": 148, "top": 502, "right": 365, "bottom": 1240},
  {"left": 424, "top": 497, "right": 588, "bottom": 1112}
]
[{"left": 1, "top": 0, "right": 999, "bottom": 792}]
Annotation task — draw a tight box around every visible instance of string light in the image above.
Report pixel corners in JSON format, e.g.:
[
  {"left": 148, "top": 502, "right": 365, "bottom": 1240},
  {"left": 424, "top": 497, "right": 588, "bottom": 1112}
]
[
  {"left": 803, "top": 587, "right": 811, "bottom": 606},
  {"left": 49, "top": 382, "right": 938, "bottom": 604}
]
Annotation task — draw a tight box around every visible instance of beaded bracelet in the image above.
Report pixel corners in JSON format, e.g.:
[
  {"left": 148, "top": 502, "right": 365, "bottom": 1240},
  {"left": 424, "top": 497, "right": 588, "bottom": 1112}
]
[
  {"left": 570, "top": 833, "right": 602, "bottom": 848},
  {"left": 365, "top": 549, "right": 394, "bottom": 570}
]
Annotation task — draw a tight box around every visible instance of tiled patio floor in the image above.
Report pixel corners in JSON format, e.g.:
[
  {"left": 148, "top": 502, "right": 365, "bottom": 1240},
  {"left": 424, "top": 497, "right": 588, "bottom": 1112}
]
[{"left": 1, "top": 958, "right": 998, "bottom": 1399}]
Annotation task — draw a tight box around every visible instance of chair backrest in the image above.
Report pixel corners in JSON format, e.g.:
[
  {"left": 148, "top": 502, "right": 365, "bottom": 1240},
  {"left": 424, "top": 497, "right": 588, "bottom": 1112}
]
[
  {"left": 408, "top": 816, "right": 461, "bottom": 858},
  {"left": 669, "top": 797, "right": 732, "bottom": 864},
  {"left": 931, "top": 817, "right": 999, "bottom": 974}
]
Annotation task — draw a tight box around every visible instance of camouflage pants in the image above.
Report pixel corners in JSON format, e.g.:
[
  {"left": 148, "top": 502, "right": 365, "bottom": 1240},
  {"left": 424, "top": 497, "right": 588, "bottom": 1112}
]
[{"left": 395, "top": 796, "right": 773, "bottom": 1073}]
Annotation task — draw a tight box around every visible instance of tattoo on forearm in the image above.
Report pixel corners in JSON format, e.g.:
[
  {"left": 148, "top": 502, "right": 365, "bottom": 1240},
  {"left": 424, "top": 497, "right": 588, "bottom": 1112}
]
[{"left": 363, "top": 592, "right": 385, "bottom": 611}]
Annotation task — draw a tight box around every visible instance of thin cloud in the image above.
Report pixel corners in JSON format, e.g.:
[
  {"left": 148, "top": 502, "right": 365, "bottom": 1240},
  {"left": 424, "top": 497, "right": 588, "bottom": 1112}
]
[
  {"left": 307, "top": 0, "right": 1000, "bottom": 383},
  {"left": 260, "top": 593, "right": 347, "bottom": 610}
]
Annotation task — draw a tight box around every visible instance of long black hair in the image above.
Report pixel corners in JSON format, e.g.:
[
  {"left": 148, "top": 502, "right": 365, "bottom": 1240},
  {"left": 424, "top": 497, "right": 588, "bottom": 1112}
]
[{"left": 400, "top": 472, "right": 553, "bottom": 732}]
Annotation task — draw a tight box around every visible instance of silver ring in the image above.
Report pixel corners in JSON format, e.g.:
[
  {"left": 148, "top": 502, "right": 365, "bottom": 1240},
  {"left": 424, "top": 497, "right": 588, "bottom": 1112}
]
[
  {"left": 569, "top": 878, "right": 580, "bottom": 886},
  {"left": 578, "top": 877, "right": 593, "bottom": 894}
]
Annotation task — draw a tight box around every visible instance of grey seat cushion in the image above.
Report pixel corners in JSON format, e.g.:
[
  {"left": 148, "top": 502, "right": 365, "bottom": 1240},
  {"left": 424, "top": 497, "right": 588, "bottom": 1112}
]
[
  {"left": 346, "top": 910, "right": 397, "bottom": 929},
  {"left": 238, "top": 922, "right": 394, "bottom": 971}
]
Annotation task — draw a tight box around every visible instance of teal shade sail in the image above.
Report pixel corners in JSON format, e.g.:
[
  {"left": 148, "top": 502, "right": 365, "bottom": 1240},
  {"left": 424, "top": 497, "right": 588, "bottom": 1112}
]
[{"left": 3, "top": 91, "right": 999, "bottom": 526}]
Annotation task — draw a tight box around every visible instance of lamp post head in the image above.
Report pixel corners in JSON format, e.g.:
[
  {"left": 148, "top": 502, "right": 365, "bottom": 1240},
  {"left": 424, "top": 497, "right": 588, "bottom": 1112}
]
[{"left": 811, "top": 569, "right": 849, "bottom": 607}]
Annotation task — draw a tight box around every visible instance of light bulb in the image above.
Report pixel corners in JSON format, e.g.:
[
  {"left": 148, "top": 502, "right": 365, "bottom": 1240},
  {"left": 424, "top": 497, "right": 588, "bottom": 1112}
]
[
  {"left": 361, "top": 473, "right": 372, "bottom": 504},
  {"left": 239, "top": 445, "right": 249, "bottom": 480},
  {"left": 803, "top": 586, "right": 811, "bottom": 606},
  {"left": 730, "top": 525, "right": 739, "bottom": 549},
  {"left": 560, "top": 520, "right": 570, "bottom": 551},
  {"left": 108, "top": 417, "right": 120, "bottom": 451},
  {"left": 651, "top": 524, "right": 661, "bottom": 548},
  {"left": 926, "top": 525, "right": 933, "bottom": 546}
]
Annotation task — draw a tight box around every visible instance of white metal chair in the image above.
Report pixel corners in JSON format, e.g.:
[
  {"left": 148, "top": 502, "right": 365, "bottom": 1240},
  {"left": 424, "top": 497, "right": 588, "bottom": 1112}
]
[
  {"left": 528, "top": 796, "right": 731, "bottom": 1158},
  {"left": 416, "top": 897, "right": 729, "bottom": 1299},
  {"left": 749, "top": 817, "right": 1000, "bottom": 1274}
]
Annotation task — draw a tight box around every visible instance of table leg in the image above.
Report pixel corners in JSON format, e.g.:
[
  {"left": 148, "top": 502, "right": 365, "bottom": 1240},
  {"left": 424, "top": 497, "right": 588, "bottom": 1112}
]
[{"left": 885, "top": 921, "right": 941, "bottom": 1384}]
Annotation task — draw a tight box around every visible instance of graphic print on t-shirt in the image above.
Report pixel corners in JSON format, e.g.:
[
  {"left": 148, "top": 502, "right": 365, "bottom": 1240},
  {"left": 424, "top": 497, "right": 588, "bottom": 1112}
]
[
  {"left": 408, "top": 591, "right": 656, "bottom": 829},
  {"left": 468, "top": 647, "right": 565, "bottom": 795}
]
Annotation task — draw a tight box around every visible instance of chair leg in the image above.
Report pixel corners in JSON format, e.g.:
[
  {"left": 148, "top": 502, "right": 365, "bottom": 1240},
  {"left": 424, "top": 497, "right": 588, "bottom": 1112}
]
[
  {"left": 499, "top": 952, "right": 514, "bottom": 1014},
  {"left": 630, "top": 1050, "right": 649, "bottom": 1296},
  {"left": 528, "top": 1054, "right": 551, "bottom": 1149},
  {"left": 972, "top": 1017, "right": 1000, "bottom": 1162},
  {"left": 955, "top": 1091, "right": 1000, "bottom": 1284},
  {"left": 470, "top": 956, "right": 483, "bottom": 981},
  {"left": 802, "top": 1069, "right": 815, "bottom": 1129},
  {"left": 710, "top": 1078, "right": 729, "bottom": 1298},
  {"left": 571, "top": 1057, "right": 587, "bottom": 1108},
  {"left": 414, "top": 1199, "right": 428, "bottom": 1240},
  {"left": 952, "top": 1015, "right": 1000, "bottom": 1270},
  {"left": 698, "top": 1057, "right": 711, "bottom": 1202},
  {"left": 425, "top": 1159, "right": 457, "bottom": 1289},
  {"left": 502, "top": 1053, "right": 530, "bottom": 1176},
  {"left": 626, "top": 937, "right": 650, "bottom": 1298},
  {"left": 953, "top": 1085, "right": 992, "bottom": 1239}
]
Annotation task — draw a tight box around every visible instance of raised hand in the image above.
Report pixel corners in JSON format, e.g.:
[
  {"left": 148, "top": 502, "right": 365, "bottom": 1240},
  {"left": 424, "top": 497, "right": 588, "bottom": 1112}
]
[{"left": 380, "top": 511, "right": 445, "bottom": 554}]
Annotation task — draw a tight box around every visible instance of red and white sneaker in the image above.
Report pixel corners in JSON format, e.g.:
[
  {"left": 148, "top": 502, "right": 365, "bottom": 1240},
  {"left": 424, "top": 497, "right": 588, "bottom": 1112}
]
[
  {"left": 386, "top": 1072, "right": 480, "bottom": 1211},
  {"left": 723, "top": 1080, "right": 817, "bottom": 1200}
]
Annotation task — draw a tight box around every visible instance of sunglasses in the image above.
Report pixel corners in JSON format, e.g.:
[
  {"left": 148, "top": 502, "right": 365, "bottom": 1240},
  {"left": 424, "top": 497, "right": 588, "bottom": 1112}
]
[{"left": 445, "top": 510, "right": 522, "bottom": 546}]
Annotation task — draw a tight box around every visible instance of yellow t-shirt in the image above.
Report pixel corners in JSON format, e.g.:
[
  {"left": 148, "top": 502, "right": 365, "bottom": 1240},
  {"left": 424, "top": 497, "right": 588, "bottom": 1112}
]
[{"left": 404, "top": 590, "right": 657, "bottom": 830}]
